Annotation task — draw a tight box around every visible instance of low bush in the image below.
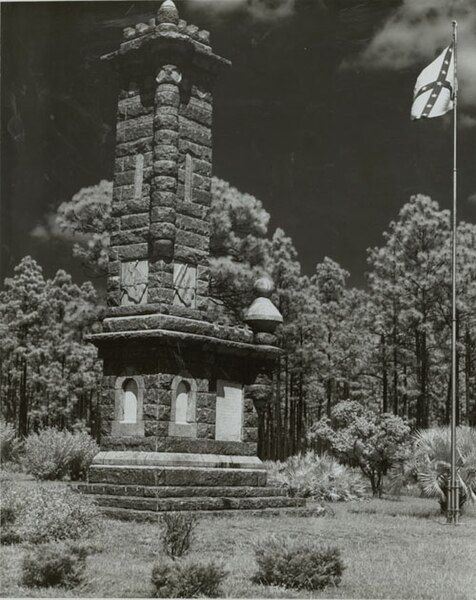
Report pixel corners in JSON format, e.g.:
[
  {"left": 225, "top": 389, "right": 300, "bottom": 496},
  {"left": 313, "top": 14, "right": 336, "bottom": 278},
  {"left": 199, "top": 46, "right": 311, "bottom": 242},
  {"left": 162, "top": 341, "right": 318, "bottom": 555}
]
[
  {"left": 266, "top": 451, "right": 367, "bottom": 502},
  {"left": 22, "top": 541, "right": 88, "bottom": 588},
  {"left": 68, "top": 433, "right": 100, "bottom": 481},
  {"left": 159, "top": 513, "right": 198, "bottom": 559},
  {"left": 0, "top": 484, "right": 23, "bottom": 544},
  {"left": 151, "top": 559, "right": 227, "bottom": 598},
  {"left": 22, "top": 427, "right": 98, "bottom": 481},
  {"left": 253, "top": 535, "right": 344, "bottom": 591},
  {"left": 0, "top": 421, "right": 22, "bottom": 465},
  {"left": 1, "top": 483, "right": 99, "bottom": 544}
]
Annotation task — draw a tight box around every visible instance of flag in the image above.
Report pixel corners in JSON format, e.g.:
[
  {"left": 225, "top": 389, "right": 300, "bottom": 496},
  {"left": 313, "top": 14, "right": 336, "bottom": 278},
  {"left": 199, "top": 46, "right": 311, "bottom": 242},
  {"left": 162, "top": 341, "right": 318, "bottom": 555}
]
[{"left": 411, "top": 45, "right": 455, "bottom": 120}]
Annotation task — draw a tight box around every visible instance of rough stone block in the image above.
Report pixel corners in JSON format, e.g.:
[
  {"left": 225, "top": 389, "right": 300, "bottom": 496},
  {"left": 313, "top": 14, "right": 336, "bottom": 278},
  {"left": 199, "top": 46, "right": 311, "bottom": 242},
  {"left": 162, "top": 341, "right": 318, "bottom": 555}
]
[
  {"left": 243, "top": 427, "right": 258, "bottom": 443},
  {"left": 176, "top": 200, "right": 205, "bottom": 219},
  {"left": 110, "top": 227, "right": 148, "bottom": 246},
  {"left": 152, "top": 175, "right": 176, "bottom": 191},
  {"left": 190, "top": 189, "right": 212, "bottom": 206},
  {"left": 175, "top": 230, "right": 208, "bottom": 251},
  {"left": 178, "top": 139, "right": 212, "bottom": 161},
  {"left": 148, "top": 287, "right": 174, "bottom": 304},
  {"left": 191, "top": 158, "right": 212, "bottom": 177},
  {"left": 179, "top": 100, "right": 212, "bottom": 127},
  {"left": 154, "top": 129, "right": 179, "bottom": 146},
  {"left": 151, "top": 190, "right": 175, "bottom": 207},
  {"left": 107, "top": 275, "right": 120, "bottom": 291},
  {"left": 154, "top": 145, "right": 179, "bottom": 161},
  {"left": 174, "top": 244, "right": 208, "bottom": 264},
  {"left": 150, "top": 239, "right": 174, "bottom": 260},
  {"left": 179, "top": 117, "right": 211, "bottom": 147},
  {"left": 197, "top": 423, "right": 215, "bottom": 439},
  {"left": 117, "top": 96, "right": 153, "bottom": 120},
  {"left": 153, "top": 160, "right": 177, "bottom": 176},
  {"left": 197, "top": 392, "right": 215, "bottom": 410},
  {"left": 121, "top": 213, "right": 149, "bottom": 229},
  {"left": 178, "top": 170, "right": 210, "bottom": 192},
  {"left": 156, "top": 89, "right": 180, "bottom": 108},
  {"left": 196, "top": 407, "right": 215, "bottom": 424},
  {"left": 150, "top": 206, "right": 175, "bottom": 223},
  {"left": 115, "top": 243, "right": 149, "bottom": 261},
  {"left": 244, "top": 412, "right": 258, "bottom": 428},
  {"left": 150, "top": 222, "right": 175, "bottom": 240},
  {"left": 154, "top": 112, "right": 179, "bottom": 130},
  {"left": 115, "top": 170, "right": 135, "bottom": 187},
  {"left": 115, "top": 138, "right": 153, "bottom": 158}
]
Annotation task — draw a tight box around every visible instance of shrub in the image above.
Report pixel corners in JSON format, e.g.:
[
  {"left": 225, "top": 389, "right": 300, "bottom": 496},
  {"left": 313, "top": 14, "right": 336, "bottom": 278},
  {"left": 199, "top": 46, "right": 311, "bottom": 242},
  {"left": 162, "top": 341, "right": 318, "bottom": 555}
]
[
  {"left": 0, "top": 421, "right": 22, "bottom": 465},
  {"left": 308, "top": 401, "right": 410, "bottom": 496},
  {"left": 253, "top": 535, "right": 344, "bottom": 591},
  {"left": 22, "top": 541, "right": 88, "bottom": 588},
  {"left": 159, "top": 513, "right": 198, "bottom": 559},
  {"left": 22, "top": 428, "right": 98, "bottom": 481},
  {"left": 151, "top": 559, "right": 227, "bottom": 598},
  {"left": 4, "top": 484, "right": 99, "bottom": 544},
  {"left": 266, "top": 451, "right": 367, "bottom": 502}
]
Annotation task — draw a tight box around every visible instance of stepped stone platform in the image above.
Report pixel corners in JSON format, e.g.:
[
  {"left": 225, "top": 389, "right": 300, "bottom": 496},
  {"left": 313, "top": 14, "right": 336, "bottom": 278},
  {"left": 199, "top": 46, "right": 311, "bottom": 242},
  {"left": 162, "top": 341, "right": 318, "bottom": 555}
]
[{"left": 78, "top": 451, "right": 305, "bottom": 518}]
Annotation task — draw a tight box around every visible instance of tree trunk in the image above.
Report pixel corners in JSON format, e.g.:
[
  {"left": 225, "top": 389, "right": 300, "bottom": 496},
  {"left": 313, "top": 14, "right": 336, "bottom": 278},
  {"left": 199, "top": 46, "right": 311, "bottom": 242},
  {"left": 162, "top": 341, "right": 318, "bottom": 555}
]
[
  {"left": 381, "top": 334, "right": 388, "bottom": 413},
  {"left": 18, "top": 359, "right": 28, "bottom": 437},
  {"left": 392, "top": 314, "right": 399, "bottom": 415}
]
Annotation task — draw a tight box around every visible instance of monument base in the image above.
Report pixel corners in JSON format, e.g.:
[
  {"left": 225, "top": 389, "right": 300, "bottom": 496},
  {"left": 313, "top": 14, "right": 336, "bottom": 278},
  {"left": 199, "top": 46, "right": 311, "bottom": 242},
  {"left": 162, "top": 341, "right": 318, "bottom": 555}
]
[{"left": 78, "top": 451, "right": 305, "bottom": 516}]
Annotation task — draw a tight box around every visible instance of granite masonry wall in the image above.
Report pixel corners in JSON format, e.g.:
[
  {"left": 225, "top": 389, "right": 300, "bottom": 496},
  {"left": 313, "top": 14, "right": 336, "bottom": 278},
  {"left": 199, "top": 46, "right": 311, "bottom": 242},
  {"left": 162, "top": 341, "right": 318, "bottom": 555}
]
[{"left": 98, "top": 345, "right": 259, "bottom": 455}]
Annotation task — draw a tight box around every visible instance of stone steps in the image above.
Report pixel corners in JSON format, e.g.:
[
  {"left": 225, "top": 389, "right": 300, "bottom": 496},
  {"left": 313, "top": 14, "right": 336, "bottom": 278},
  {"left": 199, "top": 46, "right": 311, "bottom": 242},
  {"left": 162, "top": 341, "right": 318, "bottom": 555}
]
[
  {"left": 92, "top": 493, "right": 306, "bottom": 512},
  {"left": 77, "top": 483, "right": 283, "bottom": 498},
  {"left": 102, "top": 504, "right": 322, "bottom": 521},
  {"left": 88, "top": 465, "right": 267, "bottom": 487}
]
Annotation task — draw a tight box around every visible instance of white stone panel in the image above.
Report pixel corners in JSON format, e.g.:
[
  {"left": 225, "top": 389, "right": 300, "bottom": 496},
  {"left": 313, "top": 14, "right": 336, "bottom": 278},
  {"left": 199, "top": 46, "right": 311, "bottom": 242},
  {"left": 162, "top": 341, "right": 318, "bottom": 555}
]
[
  {"left": 173, "top": 262, "right": 197, "bottom": 308},
  {"left": 122, "top": 379, "right": 138, "bottom": 423},
  {"left": 215, "top": 381, "right": 243, "bottom": 442},
  {"left": 175, "top": 381, "right": 189, "bottom": 424},
  {"left": 121, "top": 260, "right": 148, "bottom": 306}
]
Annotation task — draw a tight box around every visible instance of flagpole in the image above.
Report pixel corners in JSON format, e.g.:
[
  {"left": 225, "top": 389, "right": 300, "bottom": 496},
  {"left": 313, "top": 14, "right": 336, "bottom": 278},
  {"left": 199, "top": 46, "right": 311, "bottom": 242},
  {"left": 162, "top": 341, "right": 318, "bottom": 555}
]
[{"left": 447, "top": 19, "right": 460, "bottom": 525}]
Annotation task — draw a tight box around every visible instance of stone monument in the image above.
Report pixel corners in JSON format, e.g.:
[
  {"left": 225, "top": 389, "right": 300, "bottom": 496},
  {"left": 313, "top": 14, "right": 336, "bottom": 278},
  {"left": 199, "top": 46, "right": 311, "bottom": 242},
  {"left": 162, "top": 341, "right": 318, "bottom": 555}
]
[{"left": 79, "top": 0, "right": 305, "bottom": 517}]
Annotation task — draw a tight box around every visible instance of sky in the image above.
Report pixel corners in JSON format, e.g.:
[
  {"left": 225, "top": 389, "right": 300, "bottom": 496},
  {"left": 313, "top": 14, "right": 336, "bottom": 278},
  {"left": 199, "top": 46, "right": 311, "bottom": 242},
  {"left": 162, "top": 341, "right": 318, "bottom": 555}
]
[{"left": 2, "top": 0, "right": 476, "bottom": 287}]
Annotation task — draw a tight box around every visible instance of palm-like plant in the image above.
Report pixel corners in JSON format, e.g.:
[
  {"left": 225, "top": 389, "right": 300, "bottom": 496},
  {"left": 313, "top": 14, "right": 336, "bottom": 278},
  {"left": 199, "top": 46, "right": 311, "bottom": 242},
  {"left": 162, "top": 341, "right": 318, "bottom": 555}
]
[
  {"left": 265, "top": 451, "right": 367, "bottom": 502},
  {"left": 409, "top": 426, "right": 476, "bottom": 512}
]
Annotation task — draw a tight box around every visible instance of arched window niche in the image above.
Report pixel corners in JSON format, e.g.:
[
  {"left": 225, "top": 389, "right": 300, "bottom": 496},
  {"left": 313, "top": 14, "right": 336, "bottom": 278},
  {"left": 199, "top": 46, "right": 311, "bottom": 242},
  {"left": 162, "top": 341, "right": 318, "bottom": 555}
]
[
  {"left": 168, "top": 375, "right": 197, "bottom": 438},
  {"left": 112, "top": 375, "right": 145, "bottom": 437}
]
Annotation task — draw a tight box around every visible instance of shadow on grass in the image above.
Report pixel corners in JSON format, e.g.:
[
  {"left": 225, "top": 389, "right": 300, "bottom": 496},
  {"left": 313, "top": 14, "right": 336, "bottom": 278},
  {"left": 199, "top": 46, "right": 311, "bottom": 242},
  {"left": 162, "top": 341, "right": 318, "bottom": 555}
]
[{"left": 348, "top": 504, "right": 440, "bottom": 520}]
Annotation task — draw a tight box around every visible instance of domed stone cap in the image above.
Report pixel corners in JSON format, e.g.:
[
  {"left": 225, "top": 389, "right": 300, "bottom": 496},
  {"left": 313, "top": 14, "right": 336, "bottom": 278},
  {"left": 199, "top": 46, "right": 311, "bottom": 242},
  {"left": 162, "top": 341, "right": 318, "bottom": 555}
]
[
  {"left": 157, "top": 0, "right": 179, "bottom": 24},
  {"left": 244, "top": 276, "right": 283, "bottom": 334}
]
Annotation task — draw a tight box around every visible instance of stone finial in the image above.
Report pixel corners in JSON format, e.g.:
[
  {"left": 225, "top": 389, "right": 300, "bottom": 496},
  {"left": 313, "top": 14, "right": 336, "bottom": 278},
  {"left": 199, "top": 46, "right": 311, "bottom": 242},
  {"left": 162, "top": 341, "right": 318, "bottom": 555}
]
[
  {"left": 157, "top": 0, "right": 179, "bottom": 24},
  {"left": 244, "top": 277, "right": 283, "bottom": 334}
]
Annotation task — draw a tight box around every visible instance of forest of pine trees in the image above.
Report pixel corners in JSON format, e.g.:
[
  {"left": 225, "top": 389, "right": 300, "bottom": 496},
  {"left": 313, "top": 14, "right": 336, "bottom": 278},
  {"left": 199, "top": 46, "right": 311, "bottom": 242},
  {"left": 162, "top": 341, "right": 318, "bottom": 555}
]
[{"left": 2, "top": 179, "right": 475, "bottom": 459}]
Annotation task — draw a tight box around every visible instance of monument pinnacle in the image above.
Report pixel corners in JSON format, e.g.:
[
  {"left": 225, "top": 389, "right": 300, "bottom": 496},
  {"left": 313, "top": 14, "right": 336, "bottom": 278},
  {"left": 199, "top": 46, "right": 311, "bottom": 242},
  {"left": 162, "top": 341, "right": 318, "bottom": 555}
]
[{"left": 157, "top": 0, "right": 179, "bottom": 24}]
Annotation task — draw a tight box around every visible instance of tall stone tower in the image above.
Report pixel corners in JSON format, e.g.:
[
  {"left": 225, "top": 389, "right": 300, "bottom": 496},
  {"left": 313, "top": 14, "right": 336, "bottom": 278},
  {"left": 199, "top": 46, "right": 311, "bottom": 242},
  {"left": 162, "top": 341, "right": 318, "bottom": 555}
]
[{"left": 80, "top": 0, "right": 304, "bottom": 516}]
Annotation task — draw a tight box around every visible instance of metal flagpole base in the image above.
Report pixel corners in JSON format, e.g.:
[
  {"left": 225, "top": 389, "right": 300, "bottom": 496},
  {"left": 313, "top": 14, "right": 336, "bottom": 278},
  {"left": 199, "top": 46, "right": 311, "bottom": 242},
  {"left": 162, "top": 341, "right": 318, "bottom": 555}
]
[{"left": 446, "top": 483, "right": 461, "bottom": 524}]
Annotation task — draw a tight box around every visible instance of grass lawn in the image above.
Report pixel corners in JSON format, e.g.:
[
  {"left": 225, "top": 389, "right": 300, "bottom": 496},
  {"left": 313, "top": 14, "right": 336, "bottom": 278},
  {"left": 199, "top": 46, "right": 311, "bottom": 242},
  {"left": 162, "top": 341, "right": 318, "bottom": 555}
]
[{"left": 1, "top": 476, "right": 475, "bottom": 599}]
